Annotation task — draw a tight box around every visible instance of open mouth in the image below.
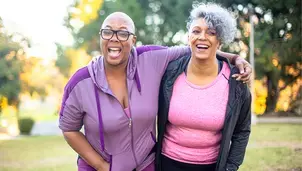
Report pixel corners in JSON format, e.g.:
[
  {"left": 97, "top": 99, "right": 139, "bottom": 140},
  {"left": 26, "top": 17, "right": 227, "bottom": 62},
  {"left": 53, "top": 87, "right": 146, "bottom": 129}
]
[
  {"left": 108, "top": 47, "right": 122, "bottom": 57},
  {"left": 196, "top": 44, "right": 209, "bottom": 50}
]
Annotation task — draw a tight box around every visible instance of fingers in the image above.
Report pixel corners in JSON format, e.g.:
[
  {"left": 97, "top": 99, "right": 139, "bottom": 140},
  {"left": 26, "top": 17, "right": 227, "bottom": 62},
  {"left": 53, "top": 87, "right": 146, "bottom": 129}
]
[
  {"left": 242, "top": 74, "right": 251, "bottom": 83},
  {"left": 232, "top": 72, "right": 251, "bottom": 82},
  {"left": 236, "top": 63, "right": 245, "bottom": 74},
  {"left": 244, "top": 64, "right": 252, "bottom": 76}
]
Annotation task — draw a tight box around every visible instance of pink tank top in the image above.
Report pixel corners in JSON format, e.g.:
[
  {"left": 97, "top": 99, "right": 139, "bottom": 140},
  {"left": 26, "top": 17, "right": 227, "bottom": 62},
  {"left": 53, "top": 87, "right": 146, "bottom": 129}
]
[
  {"left": 124, "top": 107, "right": 130, "bottom": 118},
  {"left": 162, "top": 62, "right": 230, "bottom": 164}
]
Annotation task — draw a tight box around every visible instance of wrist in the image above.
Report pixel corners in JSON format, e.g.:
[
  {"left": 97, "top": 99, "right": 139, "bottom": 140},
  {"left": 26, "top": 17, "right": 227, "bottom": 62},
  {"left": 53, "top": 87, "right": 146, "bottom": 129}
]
[
  {"left": 94, "top": 159, "right": 107, "bottom": 170},
  {"left": 231, "top": 54, "right": 240, "bottom": 65}
]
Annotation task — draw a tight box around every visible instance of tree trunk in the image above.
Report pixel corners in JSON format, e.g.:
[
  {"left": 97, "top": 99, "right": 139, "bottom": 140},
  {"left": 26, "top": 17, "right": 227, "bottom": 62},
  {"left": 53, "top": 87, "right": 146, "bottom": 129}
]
[{"left": 265, "top": 72, "right": 279, "bottom": 113}]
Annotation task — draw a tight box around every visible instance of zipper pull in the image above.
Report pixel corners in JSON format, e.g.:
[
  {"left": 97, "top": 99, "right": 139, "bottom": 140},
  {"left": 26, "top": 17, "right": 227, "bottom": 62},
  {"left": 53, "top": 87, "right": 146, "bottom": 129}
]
[{"left": 129, "top": 118, "right": 132, "bottom": 128}]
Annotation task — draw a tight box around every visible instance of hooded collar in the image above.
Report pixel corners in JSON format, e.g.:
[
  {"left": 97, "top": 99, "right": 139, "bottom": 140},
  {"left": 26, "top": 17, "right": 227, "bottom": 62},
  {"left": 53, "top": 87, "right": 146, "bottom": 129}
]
[{"left": 87, "top": 47, "right": 141, "bottom": 94}]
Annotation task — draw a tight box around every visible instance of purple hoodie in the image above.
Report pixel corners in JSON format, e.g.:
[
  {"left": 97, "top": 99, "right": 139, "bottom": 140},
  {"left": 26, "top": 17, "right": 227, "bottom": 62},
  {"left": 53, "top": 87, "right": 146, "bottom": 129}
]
[{"left": 59, "top": 45, "right": 190, "bottom": 171}]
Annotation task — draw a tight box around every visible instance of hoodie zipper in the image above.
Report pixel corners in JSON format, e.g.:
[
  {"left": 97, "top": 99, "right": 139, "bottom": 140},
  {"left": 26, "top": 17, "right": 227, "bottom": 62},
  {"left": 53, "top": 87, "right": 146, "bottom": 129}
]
[
  {"left": 107, "top": 85, "right": 138, "bottom": 167},
  {"left": 109, "top": 95, "right": 138, "bottom": 166},
  {"left": 128, "top": 103, "right": 139, "bottom": 167},
  {"left": 126, "top": 80, "right": 139, "bottom": 167}
]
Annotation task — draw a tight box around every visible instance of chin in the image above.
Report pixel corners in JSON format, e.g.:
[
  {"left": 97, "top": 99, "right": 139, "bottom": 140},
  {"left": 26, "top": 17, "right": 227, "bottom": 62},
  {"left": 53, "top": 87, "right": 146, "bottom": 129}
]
[
  {"left": 106, "top": 56, "right": 127, "bottom": 67},
  {"left": 194, "top": 54, "right": 210, "bottom": 60}
]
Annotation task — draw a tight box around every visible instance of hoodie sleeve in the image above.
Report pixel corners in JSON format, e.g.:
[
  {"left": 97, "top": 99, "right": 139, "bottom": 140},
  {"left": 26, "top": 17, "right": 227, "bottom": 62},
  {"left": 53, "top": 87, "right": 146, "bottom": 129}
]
[
  {"left": 59, "top": 86, "right": 84, "bottom": 132},
  {"left": 226, "top": 87, "right": 252, "bottom": 171},
  {"left": 58, "top": 68, "right": 90, "bottom": 132},
  {"left": 136, "top": 45, "right": 191, "bottom": 75}
]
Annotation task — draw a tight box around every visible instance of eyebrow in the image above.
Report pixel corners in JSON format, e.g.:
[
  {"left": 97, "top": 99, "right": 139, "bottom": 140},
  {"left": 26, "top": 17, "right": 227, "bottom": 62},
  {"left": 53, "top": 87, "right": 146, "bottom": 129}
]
[
  {"left": 104, "top": 25, "right": 128, "bottom": 30},
  {"left": 192, "top": 26, "right": 216, "bottom": 31}
]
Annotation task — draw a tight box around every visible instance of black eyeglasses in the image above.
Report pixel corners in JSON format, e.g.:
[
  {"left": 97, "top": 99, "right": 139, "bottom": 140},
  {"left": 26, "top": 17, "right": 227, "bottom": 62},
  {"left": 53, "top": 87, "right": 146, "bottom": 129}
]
[{"left": 99, "top": 29, "right": 135, "bottom": 41}]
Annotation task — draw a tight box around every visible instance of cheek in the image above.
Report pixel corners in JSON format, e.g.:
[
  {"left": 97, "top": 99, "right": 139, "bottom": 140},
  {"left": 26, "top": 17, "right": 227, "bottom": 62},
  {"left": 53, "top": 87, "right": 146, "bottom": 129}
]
[
  {"left": 209, "top": 38, "right": 220, "bottom": 48},
  {"left": 122, "top": 41, "right": 133, "bottom": 51},
  {"left": 188, "top": 35, "right": 199, "bottom": 46},
  {"left": 101, "top": 40, "right": 108, "bottom": 49}
]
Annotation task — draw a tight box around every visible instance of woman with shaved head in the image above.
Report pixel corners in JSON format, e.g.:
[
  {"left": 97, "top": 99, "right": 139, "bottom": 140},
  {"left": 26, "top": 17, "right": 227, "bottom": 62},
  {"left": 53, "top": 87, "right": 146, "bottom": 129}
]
[
  {"left": 156, "top": 3, "right": 251, "bottom": 171},
  {"left": 58, "top": 9, "right": 251, "bottom": 171}
]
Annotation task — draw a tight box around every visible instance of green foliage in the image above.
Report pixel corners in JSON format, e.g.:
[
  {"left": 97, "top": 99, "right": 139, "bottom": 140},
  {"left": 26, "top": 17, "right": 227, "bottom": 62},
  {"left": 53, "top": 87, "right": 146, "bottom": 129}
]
[
  {"left": 18, "top": 117, "right": 35, "bottom": 135},
  {"left": 0, "top": 18, "right": 24, "bottom": 108},
  {"left": 227, "top": 0, "right": 301, "bottom": 112},
  {"left": 61, "top": 0, "right": 301, "bottom": 113},
  {"left": 55, "top": 43, "right": 72, "bottom": 77}
]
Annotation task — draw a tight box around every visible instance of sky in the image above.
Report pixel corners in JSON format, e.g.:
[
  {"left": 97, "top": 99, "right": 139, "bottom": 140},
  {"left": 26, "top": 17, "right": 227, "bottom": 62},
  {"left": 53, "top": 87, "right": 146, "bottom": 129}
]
[{"left": 0, "top": 0, "right": 74, "bottom": 59}]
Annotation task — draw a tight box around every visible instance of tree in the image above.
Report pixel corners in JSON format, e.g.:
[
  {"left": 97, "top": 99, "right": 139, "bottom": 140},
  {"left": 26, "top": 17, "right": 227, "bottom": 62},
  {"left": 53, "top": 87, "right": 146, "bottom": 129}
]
[
  {"left": 221, "top": 0, "right": 301, "bottom": 113},
  {"left": 61, "top": 0, "right": 301, "bottom": 114},
  {"left": 0, "top": 17, "right": 27, "bottom": 114}
]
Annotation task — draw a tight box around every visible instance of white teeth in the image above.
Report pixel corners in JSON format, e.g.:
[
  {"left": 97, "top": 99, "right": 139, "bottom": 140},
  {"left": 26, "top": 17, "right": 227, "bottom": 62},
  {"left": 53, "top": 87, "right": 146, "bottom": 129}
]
[
  {"left": 108, "top": 47, "right": 121, "bottom": 51},
  {"left": 196, "top": 44, "right": 209, "bottom": 48}
]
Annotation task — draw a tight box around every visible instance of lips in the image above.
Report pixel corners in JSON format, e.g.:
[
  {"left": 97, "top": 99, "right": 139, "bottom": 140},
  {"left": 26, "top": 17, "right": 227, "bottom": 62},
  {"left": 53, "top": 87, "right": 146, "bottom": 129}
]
[
  {"left": 196, "top": 44, "right": 209, "bottom": 50},
  {"left": 108, "top": 47, "right": 122, "bottom": 58}
]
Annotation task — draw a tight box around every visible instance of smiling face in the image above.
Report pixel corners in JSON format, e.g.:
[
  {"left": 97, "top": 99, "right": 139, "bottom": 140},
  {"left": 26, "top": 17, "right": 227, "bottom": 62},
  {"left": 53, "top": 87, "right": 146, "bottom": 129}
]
[
  {"left": 100, "top": 12, "right": 136, "bottom": 67},
  {"left": 188, "top": 18, "right": 220, "bottom": 60}
]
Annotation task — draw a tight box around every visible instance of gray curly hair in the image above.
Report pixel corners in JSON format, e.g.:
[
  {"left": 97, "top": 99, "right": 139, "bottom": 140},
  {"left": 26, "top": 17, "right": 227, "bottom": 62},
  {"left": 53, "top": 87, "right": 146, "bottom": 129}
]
[{"left": 186, "top": 3, "right": 237, "bottom": 44}]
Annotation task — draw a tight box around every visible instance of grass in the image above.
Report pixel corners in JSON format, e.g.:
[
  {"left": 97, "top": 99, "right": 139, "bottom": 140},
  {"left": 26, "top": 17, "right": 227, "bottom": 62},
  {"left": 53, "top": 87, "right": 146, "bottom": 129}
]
[
  {"left": 0, "top": 136, "right": 77, "bottom": 171},
  {"left": 0, "top": 124, "right": 301, "bottom": 171},
  {"left": 240, "top": 124, "right": 302, "bottom": 171}
]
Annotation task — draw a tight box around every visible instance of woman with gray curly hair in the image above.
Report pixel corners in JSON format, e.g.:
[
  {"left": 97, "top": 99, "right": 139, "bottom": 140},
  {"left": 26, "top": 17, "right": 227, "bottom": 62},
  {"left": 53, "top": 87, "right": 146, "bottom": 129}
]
[{"left": 156, "top": 3, "right": 251, "bottom": 171}]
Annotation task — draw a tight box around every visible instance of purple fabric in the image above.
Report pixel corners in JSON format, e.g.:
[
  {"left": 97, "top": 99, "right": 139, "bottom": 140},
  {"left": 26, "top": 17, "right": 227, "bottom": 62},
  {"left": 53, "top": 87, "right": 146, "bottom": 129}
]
[
  {"left": 136, "top": 45, "right": 167, "bottom": 56},
  {"left": 59, "top": 67, "right": 90, "bottom": 117},
  {"left": 94, "top": 84, "right": 105, "bottom": 151},
  {"left": 134, "top": 69, "right": 141, "bottom": 92},
  {"left": 59, "top": 45, "right": 190, "bottom": 171},
  {"left": 150, "top": 132, "right": 156, "bottom": 143},
  {"left": 142, "top": 161, "right": 155, "bottom": 171},
  {"left": 78, "top": 158, "right": 96, "bottom": 171}
]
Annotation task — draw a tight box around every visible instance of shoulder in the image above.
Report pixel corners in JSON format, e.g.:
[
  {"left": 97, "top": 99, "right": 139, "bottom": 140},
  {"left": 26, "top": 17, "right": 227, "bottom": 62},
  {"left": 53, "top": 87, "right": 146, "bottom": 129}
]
[
  {"left": 166, "top": 55, "right": 190, "bottom": 71},
  {"left": 64, "top": 67, "right": 91, "bottom": 93},
  {"left": 135, "top": 45, "right": 168, "bottom": 56}
]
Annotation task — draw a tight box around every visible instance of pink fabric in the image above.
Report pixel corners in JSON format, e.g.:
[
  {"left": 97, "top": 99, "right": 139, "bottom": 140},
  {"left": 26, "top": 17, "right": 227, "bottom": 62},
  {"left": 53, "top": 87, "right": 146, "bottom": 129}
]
[
  {"left": 162, "top": 62, "right": 230, "bottom": 164},
  {"left": 124, "top": 107, "right": 131, "bottom": 118}
]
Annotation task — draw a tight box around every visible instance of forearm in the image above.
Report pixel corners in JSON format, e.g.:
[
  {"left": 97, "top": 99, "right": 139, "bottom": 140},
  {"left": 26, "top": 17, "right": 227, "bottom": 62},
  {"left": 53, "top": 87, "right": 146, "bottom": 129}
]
[
  {"left": 226, "top": 132, "right": 250, "bottom": 170},
  {"left": 63, "top": 131, "right": 107, "bottom": 170},
  {"left": 217, "top": 50, "right": 238, "bottom": 64}
]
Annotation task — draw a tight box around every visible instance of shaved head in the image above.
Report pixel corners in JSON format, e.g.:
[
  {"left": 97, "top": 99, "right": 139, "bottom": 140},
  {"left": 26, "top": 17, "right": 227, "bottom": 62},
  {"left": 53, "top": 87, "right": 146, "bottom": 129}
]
[
  {"left": 102, "top": 12, "right": 135, "bottom": 33},
  {"left": 100, "top": 12, "right": 137, "bottom": 68}
]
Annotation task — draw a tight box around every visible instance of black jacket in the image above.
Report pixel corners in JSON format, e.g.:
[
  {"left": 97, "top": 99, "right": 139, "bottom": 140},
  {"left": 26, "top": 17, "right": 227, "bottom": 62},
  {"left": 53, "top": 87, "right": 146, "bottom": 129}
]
[{"left": 155, "top": 55, "right": 251, "bottom": 171}]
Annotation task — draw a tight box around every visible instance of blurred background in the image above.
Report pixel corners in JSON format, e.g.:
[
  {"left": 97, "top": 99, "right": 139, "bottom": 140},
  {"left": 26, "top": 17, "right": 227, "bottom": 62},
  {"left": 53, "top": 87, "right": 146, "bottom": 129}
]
[{"left": 0, "top": 0, "right": 301, "bottom": 170}]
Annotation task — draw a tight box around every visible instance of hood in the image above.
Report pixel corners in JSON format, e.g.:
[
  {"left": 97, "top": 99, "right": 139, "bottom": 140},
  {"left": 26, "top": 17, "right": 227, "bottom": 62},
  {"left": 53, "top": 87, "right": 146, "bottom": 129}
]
[{"left": 87, "top": 47, "right": 141, "bottom": 93}]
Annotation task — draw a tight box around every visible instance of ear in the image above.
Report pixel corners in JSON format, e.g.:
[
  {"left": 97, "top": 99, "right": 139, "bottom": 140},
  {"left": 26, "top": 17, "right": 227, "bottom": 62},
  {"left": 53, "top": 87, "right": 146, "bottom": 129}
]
[
  {"left": 132, "top": 35, "right": 137, "bottom": 45},
  {"left": 218, "top": 43, "right": 222, "bottom": 50}
]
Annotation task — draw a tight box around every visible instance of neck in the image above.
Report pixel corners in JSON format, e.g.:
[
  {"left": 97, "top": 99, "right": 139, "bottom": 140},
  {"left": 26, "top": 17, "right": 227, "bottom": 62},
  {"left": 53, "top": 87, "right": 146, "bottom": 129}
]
[
  {"left": 104, "top": 60, "right": 128, "bottom": 79},
  {"left": 187, "top": 54, "right": 218, "bottom": 77}
]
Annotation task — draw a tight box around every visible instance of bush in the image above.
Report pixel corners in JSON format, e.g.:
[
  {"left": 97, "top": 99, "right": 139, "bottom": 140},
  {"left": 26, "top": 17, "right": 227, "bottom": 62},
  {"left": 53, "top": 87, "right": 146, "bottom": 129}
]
[{"left": 18, "top": 118, "right": 35, "bottom": 135}]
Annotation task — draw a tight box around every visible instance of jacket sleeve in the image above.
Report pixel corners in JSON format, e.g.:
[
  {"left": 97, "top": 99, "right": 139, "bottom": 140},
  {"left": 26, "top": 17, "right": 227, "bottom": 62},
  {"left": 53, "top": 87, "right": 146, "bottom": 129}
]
[
  {"left": 226, "top": 88, "right": 252, "bottom": 171},
  {"left": 58, "top": 83, "right": 84, "bottom": 132},
  {"left": 136, "top": 45, "right": 191, "bottom": 75}
]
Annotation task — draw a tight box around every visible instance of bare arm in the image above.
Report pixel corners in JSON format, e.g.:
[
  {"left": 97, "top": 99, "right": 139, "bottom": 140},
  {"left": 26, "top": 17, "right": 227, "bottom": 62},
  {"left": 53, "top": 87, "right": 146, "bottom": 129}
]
[
  {"left": 217, "top": 50, "right": 252, "bottom": 83},
  {"left": 63, "top": 131, "right": 109, "bottom": 171},
  {"left": 217, "top": 50, "right": 237, "bottom": 64}
]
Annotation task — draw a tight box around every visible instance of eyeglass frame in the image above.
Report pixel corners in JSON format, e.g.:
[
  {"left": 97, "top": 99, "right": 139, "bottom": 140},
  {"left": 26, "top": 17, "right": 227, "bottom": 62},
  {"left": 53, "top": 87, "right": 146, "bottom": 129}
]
[{"left": 99, "top": 29, "right": 136, "bottom": 41}]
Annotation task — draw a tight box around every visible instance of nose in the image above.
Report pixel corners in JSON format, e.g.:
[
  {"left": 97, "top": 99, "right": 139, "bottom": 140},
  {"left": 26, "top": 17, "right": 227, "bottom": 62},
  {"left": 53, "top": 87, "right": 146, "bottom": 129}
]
[
  {"left": 198, "top": 31, "right": 207, "bottom": 40},
  {"left": 110, "top": 32, "right": 119, "bottom": 42}
]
